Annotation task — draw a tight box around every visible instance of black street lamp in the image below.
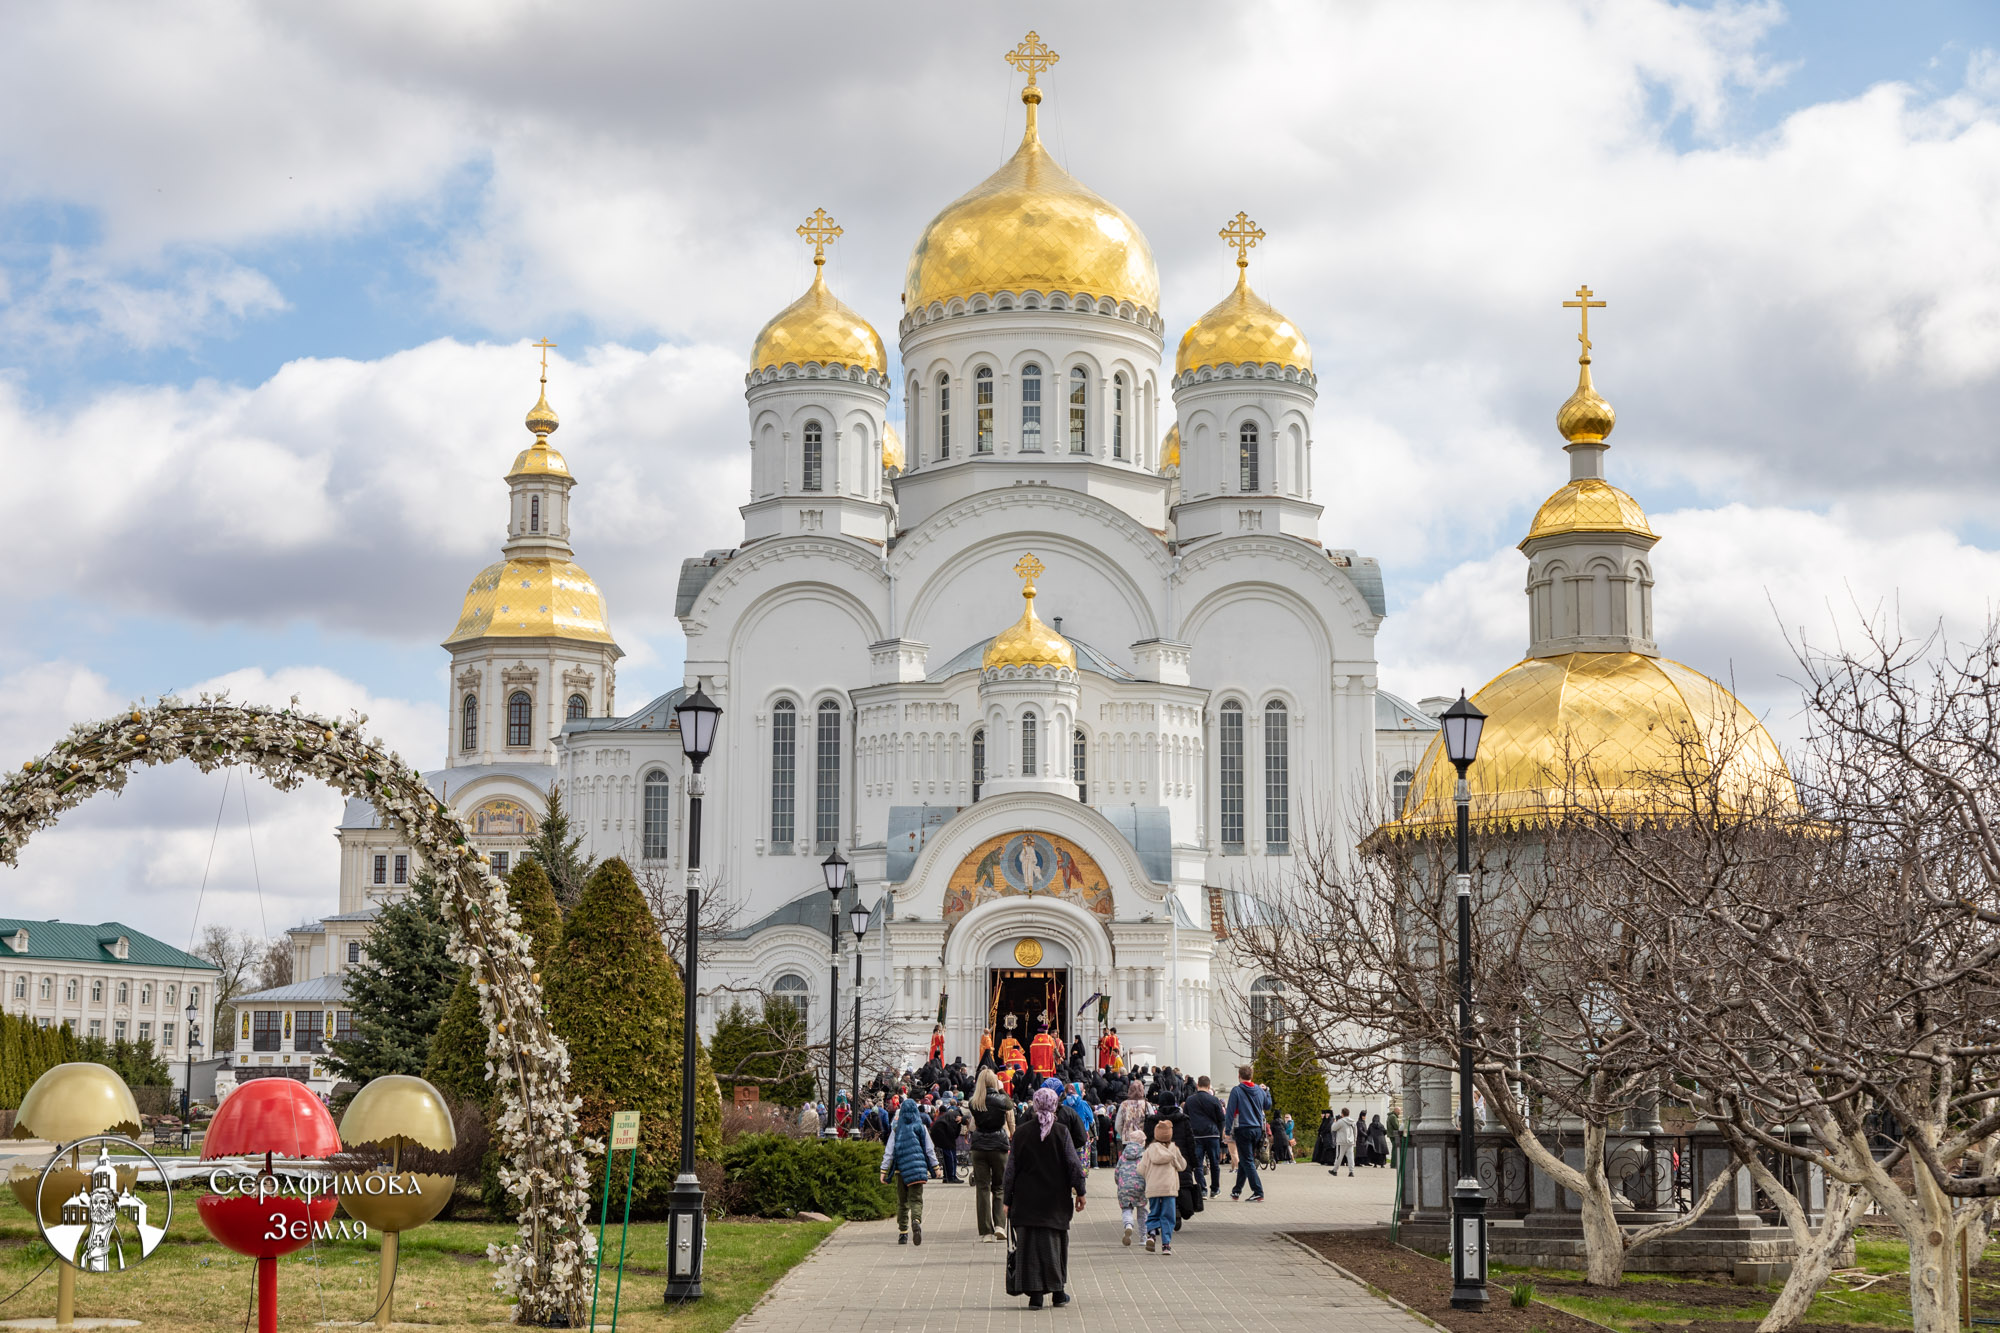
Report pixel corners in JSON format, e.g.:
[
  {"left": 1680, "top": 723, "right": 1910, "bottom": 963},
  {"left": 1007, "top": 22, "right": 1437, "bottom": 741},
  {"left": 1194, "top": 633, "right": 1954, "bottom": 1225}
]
[
  {"left": 821, "top": 848, "right": 847, "bottom": 1137},
  {"left": 665, "top": 685, "right": 721, "bottom": 1304},
  {"left": 848, "top": 886, "right": 871, "bottom": 1131},
  {"left": 1440, "top": 689, "right": 1489, "bottom": 1311},
  {"left": 181, "top": 998, "right": 201, "bottom": 1150}
]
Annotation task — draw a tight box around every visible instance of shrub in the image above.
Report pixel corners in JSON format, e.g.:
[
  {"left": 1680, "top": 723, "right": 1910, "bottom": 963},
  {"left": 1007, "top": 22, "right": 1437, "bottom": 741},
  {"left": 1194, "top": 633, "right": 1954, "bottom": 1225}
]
[
  {"left": 720, "top": 1134, "right": 893, "bottom": 1220},
  {"left": 1511, "top": 1282, "right": 1536, "bottom": 1308}
]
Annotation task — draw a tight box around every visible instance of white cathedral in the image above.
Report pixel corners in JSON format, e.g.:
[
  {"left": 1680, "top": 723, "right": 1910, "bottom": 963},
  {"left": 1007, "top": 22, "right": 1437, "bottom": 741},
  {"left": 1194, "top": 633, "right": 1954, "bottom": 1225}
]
[{"left": 254, "top": 37, "right": 1448, "bottom": 1093}]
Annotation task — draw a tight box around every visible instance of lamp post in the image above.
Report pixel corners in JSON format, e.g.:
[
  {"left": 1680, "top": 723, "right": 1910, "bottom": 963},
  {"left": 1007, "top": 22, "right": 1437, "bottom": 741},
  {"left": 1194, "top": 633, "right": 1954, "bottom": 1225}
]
[
  {"left": 1440, "top": 689, "right": 1488, "bottom": 1311},
  {"left": 821, "top": 849, "right": 847, "bottom": 1138},
  {"left": 182, "top": 998, "right": 201, "bottom": 1150},
  {"left": 665, "top": 685, "right": 720, "bottom": 1304},
  {"left": 849, "top": 886, "right": 870, "bottom": 1133}
]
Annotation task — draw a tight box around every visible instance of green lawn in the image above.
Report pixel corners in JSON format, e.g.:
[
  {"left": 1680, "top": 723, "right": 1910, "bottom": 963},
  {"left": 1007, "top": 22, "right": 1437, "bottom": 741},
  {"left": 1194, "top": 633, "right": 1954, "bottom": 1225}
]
[{"left": 0, "top": 1188, "right": 834, "bottom": 1332}]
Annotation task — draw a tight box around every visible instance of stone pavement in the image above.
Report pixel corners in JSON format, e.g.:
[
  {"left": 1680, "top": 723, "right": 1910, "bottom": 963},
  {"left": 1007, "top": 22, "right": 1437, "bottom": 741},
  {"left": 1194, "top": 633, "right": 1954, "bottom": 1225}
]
[{"left": 732, "top": 1156, "right": 1421, "bottom": 1333}]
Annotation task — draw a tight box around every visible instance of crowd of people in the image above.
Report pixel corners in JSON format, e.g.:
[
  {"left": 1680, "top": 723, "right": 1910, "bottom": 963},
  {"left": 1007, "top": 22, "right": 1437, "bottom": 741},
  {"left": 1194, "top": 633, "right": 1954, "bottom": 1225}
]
[{"left": 792, "top": 1026, "right": 1346, "bottom": 1310}]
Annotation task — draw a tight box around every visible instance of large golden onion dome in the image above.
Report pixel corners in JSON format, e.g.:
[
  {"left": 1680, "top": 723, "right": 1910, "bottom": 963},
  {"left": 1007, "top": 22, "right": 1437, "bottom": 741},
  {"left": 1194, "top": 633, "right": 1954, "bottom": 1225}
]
[
  {"left": 1520, "top": 478, "right": 1655, "bottom": 547},
  {"left": 1394, "top": 653, "right": 1796, "bottom": 828},
  {"left": 1176, "top": 263, "right": 1312, "bottom": 376},
  {"left": 904, "top": 71, "right": 1158, "bottom": 315},
  {"left": 983, "top": 553, "right": 1076, "bottom": 671},
  {"left": 749, "top": 264, "right": 886, "bottom": 375},
  {"left": 446, "top": 558, "right": 614, "bottom": 647}
]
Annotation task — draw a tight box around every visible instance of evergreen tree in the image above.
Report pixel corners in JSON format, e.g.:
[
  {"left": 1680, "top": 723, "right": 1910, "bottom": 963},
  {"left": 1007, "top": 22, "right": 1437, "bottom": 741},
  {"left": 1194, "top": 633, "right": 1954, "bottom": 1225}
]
[
  {"left": 425, "top": 859, "right": 566, "bottom": 1104},
  {"left": 709, "top": 998, "right": 817, "bottom": 1108},
  {"left": 1282, "top": 1029, "right": 1330, "bottom": 1127},
  {"left": 547, "top": 857, "right": 709, "bottom": 1216},
  {"left": 526, "top": 785, "right": 596, "bottom": 910},
  {"left": 327, "top": 875, "right": 457, "bottom": 1083}
]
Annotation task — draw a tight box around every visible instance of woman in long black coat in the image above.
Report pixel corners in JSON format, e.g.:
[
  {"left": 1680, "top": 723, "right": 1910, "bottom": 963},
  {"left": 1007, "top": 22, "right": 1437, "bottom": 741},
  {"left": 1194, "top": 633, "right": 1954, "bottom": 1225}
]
[
  {"left": 1312, "top": 1109, "right": 1339, "bottom": 1166},
  {"left": 1003, "top": 1087, "right": 1087, "bottom": 1309}
]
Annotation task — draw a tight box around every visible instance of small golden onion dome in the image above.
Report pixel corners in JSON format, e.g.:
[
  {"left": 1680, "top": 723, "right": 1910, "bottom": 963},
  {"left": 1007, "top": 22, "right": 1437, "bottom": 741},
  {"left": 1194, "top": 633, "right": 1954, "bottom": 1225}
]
[
  {"left": 1558, "top": 358, "right": 1616, "bottom": 444},
  {"left": 1160, "top": 423, "right": 1180, "bottom": 472},
  {"left": 338, "top": 1074, "right": 458, "bottom": 1153},
  {"left": 510, "top": 383, "right": 571, "bottom": 480},
  {"left": 750, "top": 266, "right": 886, "bottom": 374},
  {"left": 1521, "top": 478, "right": 1656, "bottom": 548},
  {"left": 446, "top": 557, "right": 615, "bottom": 646},
  {"left": 1176, "top": 268, "right": 1312, "bottom": 376},
  {"left": 905, "top": 102, "right": 1158, "bottom": 315},
  {"left": 1392, "top": 652, "right": 1796, "bottom": 828},
  {"left": 882, "top": 421, "right": 905, "bottom": 472},
  {"left": 525, "top": 387, "right": 559, "bottom": 438},
  {"left": 982, "top": 566, "right": 1075, "bottom": 671},
  {"left": 12, "top": 1062, "right": 142, "bottom": 1141}
]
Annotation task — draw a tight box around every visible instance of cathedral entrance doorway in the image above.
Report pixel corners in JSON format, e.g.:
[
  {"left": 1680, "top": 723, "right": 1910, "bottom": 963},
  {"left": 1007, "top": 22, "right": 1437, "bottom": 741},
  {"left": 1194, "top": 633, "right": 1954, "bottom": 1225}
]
[{"left": 989, "top": 966, "right": 1068, "bottom": 1063}]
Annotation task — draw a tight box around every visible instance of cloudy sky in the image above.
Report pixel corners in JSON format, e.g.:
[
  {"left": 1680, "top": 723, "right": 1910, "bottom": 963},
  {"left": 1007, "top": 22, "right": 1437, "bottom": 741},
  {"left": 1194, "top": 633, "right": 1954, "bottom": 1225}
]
[{"left": 6, "top": 1, "right": 1999, "bottom": 944}]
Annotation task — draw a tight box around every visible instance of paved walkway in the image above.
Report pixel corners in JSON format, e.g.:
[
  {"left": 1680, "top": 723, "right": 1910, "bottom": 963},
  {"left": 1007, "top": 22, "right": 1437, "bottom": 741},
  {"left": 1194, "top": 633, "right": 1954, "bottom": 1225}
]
[{"left": 734, "top": 1157, "right": 1420, "bottom": 1333}]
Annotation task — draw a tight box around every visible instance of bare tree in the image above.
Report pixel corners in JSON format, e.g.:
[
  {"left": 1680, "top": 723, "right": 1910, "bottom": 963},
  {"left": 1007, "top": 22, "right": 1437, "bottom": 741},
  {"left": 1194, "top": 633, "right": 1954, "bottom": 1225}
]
[
  {"left": 633, "top": 860, "right": 742, "bottom": 972},
  {"left": 255, "top": 934, "right": 294, "bottom": 991}
]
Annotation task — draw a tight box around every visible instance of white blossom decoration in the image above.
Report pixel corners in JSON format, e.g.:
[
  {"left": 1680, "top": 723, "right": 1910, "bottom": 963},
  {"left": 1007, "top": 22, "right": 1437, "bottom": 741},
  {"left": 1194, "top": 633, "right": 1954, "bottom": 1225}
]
[{"left": 0, "top": 696, "right": 596, "bottom": 1327}]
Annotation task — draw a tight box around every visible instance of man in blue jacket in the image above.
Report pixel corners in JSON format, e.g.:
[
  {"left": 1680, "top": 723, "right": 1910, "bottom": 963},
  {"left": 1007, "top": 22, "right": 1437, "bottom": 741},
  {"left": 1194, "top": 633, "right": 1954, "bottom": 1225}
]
[{"left": 1223, "top": 1065, "right": 1269, "bottom": 1202}]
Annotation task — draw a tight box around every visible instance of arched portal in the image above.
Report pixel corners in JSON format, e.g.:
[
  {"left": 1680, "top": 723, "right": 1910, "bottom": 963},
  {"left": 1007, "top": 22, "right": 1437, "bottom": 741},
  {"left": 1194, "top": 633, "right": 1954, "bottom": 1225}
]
[{"left": 0, "top": 699, "right": 590, "bottom": 1327}]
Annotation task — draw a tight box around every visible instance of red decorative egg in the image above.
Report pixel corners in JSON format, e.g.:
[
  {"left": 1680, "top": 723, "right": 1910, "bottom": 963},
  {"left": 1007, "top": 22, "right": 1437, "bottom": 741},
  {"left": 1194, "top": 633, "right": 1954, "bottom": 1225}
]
[{"left": 198, "top": 1080, "right": 342, "bottom": 1258}]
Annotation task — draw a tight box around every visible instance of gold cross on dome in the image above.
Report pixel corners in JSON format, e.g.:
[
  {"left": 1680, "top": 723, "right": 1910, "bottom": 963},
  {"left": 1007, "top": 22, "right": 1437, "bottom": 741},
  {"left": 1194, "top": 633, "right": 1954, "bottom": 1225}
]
[
  {"left": 533, "top": 336, "right": 556, "bottom": 382},
  {"left": 1004, "top": 31, "right": 1060, "bottom": 87},
  {"left": 1220, "top": 212, "right": 1265, "bottom": 268},
  {"left": 797, "top": 208, "right": 842, "bottom": 266},
  {"left": 1563, "top": 285, "right": 1606, "bottom": 357},
  {"left": 1013, "top": 553, "right": 1045, "bottom": 589}
]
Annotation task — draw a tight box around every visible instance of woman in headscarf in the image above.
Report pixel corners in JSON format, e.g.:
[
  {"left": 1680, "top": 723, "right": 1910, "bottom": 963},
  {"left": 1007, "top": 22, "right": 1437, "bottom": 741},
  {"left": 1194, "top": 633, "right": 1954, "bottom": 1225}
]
[
  {"left": 1113, "top": 1079, "right": 1150, "bottom": 1151},
  {"left": 967, "top": 1067, "right": 1014, "bottom": 1241},
  {"left": 1312, "top": 1108, "right": 1338, "bottom": 1165},
  {"left": 1003, "top": 1086, "right": 1086, "bottom": 1309},
  {"left": 1365, "top": 1112, "right": 1390, "bottom": 1168},
  {"left": 878, "top": 1096, "right": 940, "bottom": 1245}
]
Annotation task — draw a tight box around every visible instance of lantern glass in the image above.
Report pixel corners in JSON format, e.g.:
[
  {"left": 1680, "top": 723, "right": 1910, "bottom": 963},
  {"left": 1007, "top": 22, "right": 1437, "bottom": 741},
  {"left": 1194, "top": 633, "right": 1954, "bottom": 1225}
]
[
  {"left": 1440, "top": 691, "right": 1486, "bottom": 770},
  {"left": 820, "top": 848, "right": 848, "bottom": 894},
  {"left": 850, "top": 898, "right": 872, "bottom": 940},
  {"left": 674, "top": 686, "right": 722, "bottom": 762}
]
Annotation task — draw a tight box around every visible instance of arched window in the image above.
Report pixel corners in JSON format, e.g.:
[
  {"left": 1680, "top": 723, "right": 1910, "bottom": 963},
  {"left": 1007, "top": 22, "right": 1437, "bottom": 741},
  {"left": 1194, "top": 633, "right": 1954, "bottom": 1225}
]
[
  {"left": 65, "top": 979, "right": 78, "bottom": 1001},
  {"left": 642, "top": 769, "right": 672, "bottom": 860},
  {"left": 1021, "top": 711, "right": 1039, "bottom": 776},
  {"left": 529, "top": 495, "right": 541, "bottom": 533},
  {"left": 1392, "top": 768, "right": 1416, "bottom": 816},
  {"left": 1020, "top": 364, "right": 1042, "bottom": 451},
  {"left": 566, "top": 693, "right": 587, "bottom": 722},
  {"left": 815, "top": 700, "right": 841, "bottom": 850},
  {"left": 802, "top": 420, "right": 823, "bottom": 492},
  {"left": 773, "top": 972, "right": 809, "bottom": 1021},
  {"left": 975, "top": 367, "right": 994, "bottom": 452},
  {"left": 1265, "top": 701, "right": 1290, "bottom": 854},
  {"left": 1249, "top": 976, "right": 1287, "bottom": 1048},
  {"left": 972, "top": 728, "right": 986, "bottom": 802},
  {"left": 937, "top": 372, "right": 951, "bottom": 460},
  {"left": 39, "top": 977, "right": 52, "bottom": 1000},
  {"left": 1239, "top": 421, "right": 1260, "bottom": 492},
  {"left": 1112, "top": 373, "right": 1125, "bottom": 459},
  {"left": 507, "top": 691, "right": 532, "bottom": 748},
  {"left": 1073, "top": 728, "right": 1088, "bottom": 801},
  {"left": 1219, "top": 701, "right": 1245, "bottom": 851},
  {"left": 770, "top": 700, "right": 796, "bottom": 847},
  {"left": 461, "top": 694, "right": 478, "bottom": 752},
  {"left": 1068, "top": 367, "right": 1088, "bottom": 452}
]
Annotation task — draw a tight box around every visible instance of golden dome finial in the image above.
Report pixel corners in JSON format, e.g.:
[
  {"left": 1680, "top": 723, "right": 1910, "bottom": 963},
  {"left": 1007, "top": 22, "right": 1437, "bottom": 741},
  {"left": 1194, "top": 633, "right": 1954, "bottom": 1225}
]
[
  {"left": 1005, "top": 31, "right": 1060, "bottom": 136},
  {"left": 1556, "top": 285, "right": 1615, "bottom": 443},
  {"left": 983, "top": 552, "right": 1076, "bottom": 671},
  {"left": 1220, "top": 211, "right": 1264, "bottom": 275},
  {"left": 525, "top": 336, "right": 559, "bottom": 438},
  {"left": 796, "top": 207, "right": 842, "bottom": 271}
]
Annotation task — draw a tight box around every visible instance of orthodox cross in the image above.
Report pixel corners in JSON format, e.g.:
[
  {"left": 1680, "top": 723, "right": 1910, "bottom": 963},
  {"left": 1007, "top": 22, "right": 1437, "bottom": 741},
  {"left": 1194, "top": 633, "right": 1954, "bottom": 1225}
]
[
  {"left": 1563, "top": 285, "right": 1606, "bottom": 357},
  {"left": 796, "top": 208, "right": 842, "bottom": 266},
  {"left": 532, "top": 336, "right": 555, "bottom": 383},
  {"left": 1220, "top": 212, "right": 1265, "bottom": 269},
  {"left": 1014, "top": 552, "right": 1045, "bottom": 591},
  {"left": 1005, "top": 32, "right": 1059, "bottom": 88}
]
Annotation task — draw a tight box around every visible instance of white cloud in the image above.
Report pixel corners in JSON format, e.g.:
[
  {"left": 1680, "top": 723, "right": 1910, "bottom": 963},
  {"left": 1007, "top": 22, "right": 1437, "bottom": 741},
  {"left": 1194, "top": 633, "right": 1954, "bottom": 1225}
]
[{"left": 0, "top": 661, "right": 441, "bottom": 947}]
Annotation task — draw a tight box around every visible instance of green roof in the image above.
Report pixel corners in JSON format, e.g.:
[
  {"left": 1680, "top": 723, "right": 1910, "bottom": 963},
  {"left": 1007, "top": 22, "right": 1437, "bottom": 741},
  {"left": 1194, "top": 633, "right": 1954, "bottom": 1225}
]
[{"left": 0, "top": 919, "right": 218, "bottom": 972}]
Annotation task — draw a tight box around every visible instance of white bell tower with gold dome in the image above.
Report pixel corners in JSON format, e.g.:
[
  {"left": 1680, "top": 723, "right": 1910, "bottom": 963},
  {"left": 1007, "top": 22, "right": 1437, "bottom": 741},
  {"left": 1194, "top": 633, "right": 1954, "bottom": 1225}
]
[
  {"left": 442, "top": 351, "right": 623, "bottom": 769},
  {"left": 742, "top": 209, "right": 893, "bottom": 545},
  {"left": 1170, "top": 214, "right": 1322, "bottom": 546}
]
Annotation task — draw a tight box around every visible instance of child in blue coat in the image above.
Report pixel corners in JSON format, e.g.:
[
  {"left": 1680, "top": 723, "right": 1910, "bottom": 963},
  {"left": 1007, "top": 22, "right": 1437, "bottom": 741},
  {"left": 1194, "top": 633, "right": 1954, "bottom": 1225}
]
[{"left": 879, "top": 1098, "right": 941, "bottom": 1244}]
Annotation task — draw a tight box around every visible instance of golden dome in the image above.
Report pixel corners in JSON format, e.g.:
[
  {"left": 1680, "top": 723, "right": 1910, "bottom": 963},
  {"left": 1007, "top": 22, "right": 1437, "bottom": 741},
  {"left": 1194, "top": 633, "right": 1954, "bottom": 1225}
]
[
  {"left": 1558, "top": 358, "right": 1616, "bottom": 443},
  {"left": 1176, "top": 267, "right": 1312, "bottom": 376},
  {"left": 983, "top": 553, "right": 1076, "bottom": 671},
  {"left": 750, "top": 264, "right": 886, "bottom": 374},
  {"left": 1161, "top": 423, "right": 1180, "bottom": 471},
  {"left": 509, "top": 438, "right": 571, "bottom": 480},
  {"left": 904, "top": 91, "right": 1158, "bottom": 315},
  {"left": 446, "top": 557, "right": 615, "bottom": 647},
  {"left": 1393, "top": 652, "right": 1795, "bottom": 828},
  {"left": 525, "top": 387, "right": 559, "bottom": 437},
  {"left": 1521, "top": 478, "right": 1655, "bottom": 547},
  {"left": 882, "top": 421, "right": 905, "bottom": 472}
]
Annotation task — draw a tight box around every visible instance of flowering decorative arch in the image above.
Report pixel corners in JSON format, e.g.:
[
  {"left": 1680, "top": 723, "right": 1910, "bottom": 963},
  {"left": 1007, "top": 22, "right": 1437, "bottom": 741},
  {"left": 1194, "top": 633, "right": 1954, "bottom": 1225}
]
[{"left": 0, "top": 696, "right": 592, "bottom": 1326}]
